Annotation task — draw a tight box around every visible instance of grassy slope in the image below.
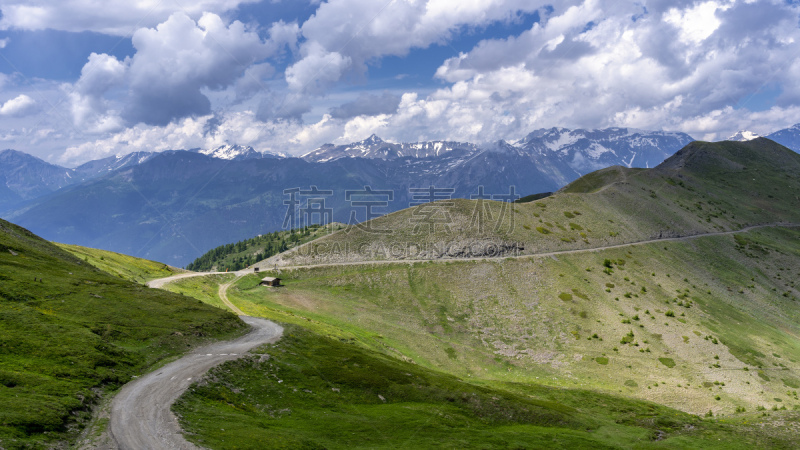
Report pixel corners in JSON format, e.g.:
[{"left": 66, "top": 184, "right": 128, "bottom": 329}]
[
  {"left": 175, "top": 325, "right": 796, "bottom": 450},
  {"left": 56, "top": 242, "right": 183, "bottom": 283},
  {"left": 0, "top": 219, "right": 247, "bottom": 449},
  {"left": 266, "top": 139, "right": 800, "bottom": 267},
  {"left": 167, "top": 139, "right": 800, "bottom": 447},
  {"left": 220, "top": 225, "right": 800, "bottom": 415}
]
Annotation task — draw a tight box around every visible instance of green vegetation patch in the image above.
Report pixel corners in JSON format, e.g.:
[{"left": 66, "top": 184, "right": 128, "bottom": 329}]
[
  {"left": 595, "top": 357, "right": 609, "bottom": 365},
  {"left": 559, "top": 292, "right": 573, "bottom": 301},
  {"left": 782, "top": 378, "right": 800, "bottom": 389},
  {"left": 658, "top": 358, "right": 677, "bottom": 368},
  {"left": 0, "top": 219, "right": 245, "bottom": 447},
  {"left": 57, "top": 243, "right": 179, "bottom": 283},
  {"left": 174, "top": 325, "right": 757, "bottom": 449},
  {"left": 187, "top": 224, "right": 338, "bottom": 271}
]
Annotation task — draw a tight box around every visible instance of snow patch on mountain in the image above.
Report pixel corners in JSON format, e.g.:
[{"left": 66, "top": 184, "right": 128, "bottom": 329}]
[
  {"left": 727, "top": 130, "right": 761, "bottom": 141},
  {"left": 199, "top": 144, "right": 285, "bottom": 160}
]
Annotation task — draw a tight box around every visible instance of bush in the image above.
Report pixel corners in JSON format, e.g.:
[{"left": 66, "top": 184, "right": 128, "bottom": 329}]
[
  {"left": 659, "top": 358, "right": 676, "bottom": 368},
  {"left": 620, "top": 331, "right": 635, "bottom": 345}
]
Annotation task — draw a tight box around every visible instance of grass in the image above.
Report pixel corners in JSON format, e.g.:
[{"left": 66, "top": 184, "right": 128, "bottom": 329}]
[
  {"left": 195, "top": 225, "right": 800, "bottom": 417},
  {"left": 159, "top": 139, "right": 800, "bottom": 446},
  {"left": 174, "top": 324, "right": 792, "bottom": 449},
  {"left": 56, "top": 242, "right": 181, "bottom": 283},
  {"left": 0, "top": 219, "right": 246, "bottom": 448}
]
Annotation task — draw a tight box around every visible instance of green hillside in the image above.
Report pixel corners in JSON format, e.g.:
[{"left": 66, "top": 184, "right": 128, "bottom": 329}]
[
  {"left": 56, "top": 243, "right": 183, "bottom": 283},
  {"left": 186, "top": 223, "right": 342, "bottom": 272},
  {"left": 162, "top": 139, "right": 800, "bottom": 447},
  {"left": 264, "top": 138, "right": 800, "bottom": 268},
  {"left": 0, "top": 219, "right": 246, "bottom": 448},
  {"left": 174, "top": 325, "right": 794, "bottom": 449}
]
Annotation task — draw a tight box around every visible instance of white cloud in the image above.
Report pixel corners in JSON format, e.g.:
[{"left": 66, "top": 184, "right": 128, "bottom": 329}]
[
  {"left": 0, "top": 94, "right": 38, "bottom": 117},
  {"left": 68, "top": 12, "right": 290, "bottom": 128},
  {"left": 21, "top": 0, "right": 800, "bottom": 164},
  {"left": 284, "top": 41, "right": 350, "bottom": 94},
  {"left": 0, "top": 0, "right": 261, "bottom": 35},
  {"left": 285, "top": 0, "right": 547, "bottom": 92},
  {"left": 398, "top": 0, "right": 800, "bottom": 141},
  {"left": 68, "top": 52, "right": 127, "bottom": 132}
]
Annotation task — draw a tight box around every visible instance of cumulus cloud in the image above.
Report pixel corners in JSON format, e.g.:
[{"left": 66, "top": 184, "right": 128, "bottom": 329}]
[
  {"left": 0, "top": 0, "right": 261, "bottom": 35},
  {"left": 37, "top": 0, "right": 800, "bottom": 164},
  {"left": 411, "top": 0, "right": 800, "bottom": 141},
  {"left": 0, "top": 94, "right": 38, "bottom": 117},
  {"left": 285, "top": 0, "right": 545, "bottom": 92},
  {"left": 124, "top": 12, "right": 276, "bottom": 125},
  {"left": 68, "top": 12, "right": 291, "bottom": 128},
  {"left": 329, "top": 92, "right": 400, "bottom": 119},
  {"left": 68, "top": 52, "right": 127, "bottom": 132}
]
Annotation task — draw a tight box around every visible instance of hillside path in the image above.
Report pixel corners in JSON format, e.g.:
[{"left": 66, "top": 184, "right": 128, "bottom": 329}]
[
  {"left": 110, "top": 274, "right": 280, "bottom": 449},
  {"left": 146, "top": 271, "right": 227, "bottom": 288},
  {"left": 269, "top": 222, "right": 800, "bottom": 271}
]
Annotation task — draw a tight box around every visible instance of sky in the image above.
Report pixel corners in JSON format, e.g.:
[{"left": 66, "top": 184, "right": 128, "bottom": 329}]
[{"left": 1, "top": 0, "right": 800, "bottom": 166}]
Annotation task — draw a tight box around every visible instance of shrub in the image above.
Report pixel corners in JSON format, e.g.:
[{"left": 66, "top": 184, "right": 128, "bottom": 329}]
[
  {"left": 559, "top": 292, "right": 573, "bottom": 301},
  {"left": 665, "top": 310, "right": 675, "bottom": 317},
  {"left": 659, "top": 357, "right": 676, "bottom": 368},
  {"left": 620, "top": 331, "right": 635, "bottom": 345},
  {"left": 536, "top": 227, "right": 551, "bottom": 234}
]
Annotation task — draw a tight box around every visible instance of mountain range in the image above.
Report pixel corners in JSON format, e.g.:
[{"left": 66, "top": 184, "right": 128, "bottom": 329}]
[{"left": 3, "top": 124, "right": 800, "bottom": 266}]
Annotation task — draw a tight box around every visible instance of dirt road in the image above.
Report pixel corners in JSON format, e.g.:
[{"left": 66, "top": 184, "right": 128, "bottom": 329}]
[
  {"left": 109, "top": 315, "right": 282, "bottom": 449},
  {"left": 146, "top": 271, "right": 227, "bottom": 289},
  {"left": 110, "top": 274, "right": 280, "bottom": 449},
  {"left": 218, "top": 278, "right": 246, "bottom": 315},
  {"left": 268, "top": 222, "right": 800, "bottom": 271}
]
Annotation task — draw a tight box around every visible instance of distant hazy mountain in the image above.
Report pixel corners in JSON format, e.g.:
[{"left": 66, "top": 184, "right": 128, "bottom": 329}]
[
  {"left": 766, "top": 124, "right": 800, "bottom": 151},
  {"left": 0, "top": 149, "right": 75, "bottom": 211},
  {"left": 5, "top": 127, "right": 696, "bottom": 266},
  {"left": 302, "top": 134, "right": 479, "bottom": 162},
  {"left": 0, "top": 145, "right": 288, "bottom": 213},
  {"left": 73, "top": 151, "right": 157, "bottom": 179},
  {"left": 727, "top": 130, "right": 761, "bottom": 141}
]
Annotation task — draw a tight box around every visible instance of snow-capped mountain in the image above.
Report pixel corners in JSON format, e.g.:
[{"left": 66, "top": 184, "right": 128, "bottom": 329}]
[
  {"left": 196, "top": 144, "right": 284, "bottom": 161},
  {"left": 516, "top": 127, "right": 695, "bottom": 174},
  {"left": 3, "top": 126, "right": 698, "bottom": 265},
  {"left": 302, "top": 134, "right": 479, "bottom": 162},
  {"left": 727, "top": 130, "right": 761, "bottom": 141},
  {"left": 303, "top": 128, "right": 693, "bottom": 186},
  {"left": 74, "top": 151, "right": 157, "bottom": 178},
  {"left": 766, "top": 124, "right": 800, "bottom": 152}
]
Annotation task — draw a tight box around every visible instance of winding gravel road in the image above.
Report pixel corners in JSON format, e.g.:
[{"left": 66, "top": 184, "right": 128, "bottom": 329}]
[{"left": 110, "top": 275, "right": 282, "bottom": 449}]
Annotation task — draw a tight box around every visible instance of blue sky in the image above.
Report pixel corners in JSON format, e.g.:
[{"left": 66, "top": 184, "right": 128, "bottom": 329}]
[{"left": 1, "top": 0, "right": 799, "bottom": 165}]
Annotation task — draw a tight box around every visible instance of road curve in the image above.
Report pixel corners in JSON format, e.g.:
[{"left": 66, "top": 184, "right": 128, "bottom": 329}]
[
  {"left": 109, "top": 316, "right": 282, "bottom": 449},
  {"left": 111, "top": 272, "right": 279, "bottom": 449},
  {"left": 218, "top": 278, "right": 246, "bottom": 316}
]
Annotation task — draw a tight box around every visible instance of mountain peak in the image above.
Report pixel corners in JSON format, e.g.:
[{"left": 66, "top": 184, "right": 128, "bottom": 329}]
[
  {"left": 196, "top": 144, "right": 283, "bottom": 161},
  {"left": 363, "top": 134, "right": 384, "bottom": 143},
  {"left": 727, "top": 130, "right": 761, "bottom": 142}
]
